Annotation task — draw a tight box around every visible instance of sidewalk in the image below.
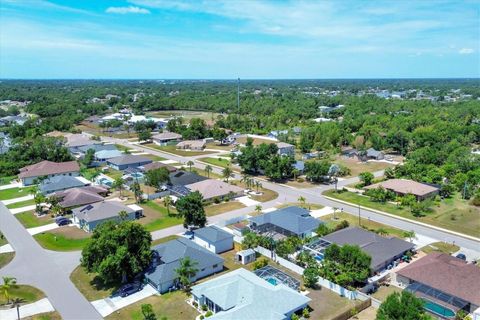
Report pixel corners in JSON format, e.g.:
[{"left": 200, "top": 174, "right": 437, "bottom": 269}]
[
  {"left": 27, "top": 223, "right": 58, "bottom": 235},
  {"left": 0, "top": 244, "right": 14, "bottom": 253},
  {"left": 10, "top": 205, "right": 36, "bottom": 214},
  {"left": 0, "top": 182, "right": 21, "bottom": 190},
  {"left": 0, "top": 298, "right": 54, "bottom": 320},
  {"left": 2, "top": 195, "right": 34, "bottom": 205}
]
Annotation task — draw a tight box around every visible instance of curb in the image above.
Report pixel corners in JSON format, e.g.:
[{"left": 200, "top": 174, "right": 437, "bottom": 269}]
[{"left": 323, "top": 195, "right": 480, "bottom": 242}]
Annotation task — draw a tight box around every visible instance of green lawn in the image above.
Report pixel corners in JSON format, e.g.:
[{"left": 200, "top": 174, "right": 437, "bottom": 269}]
[
  {"left": 70, "top": 266, "right": 120, "bottom": 301},
  {"left": 105, "top": 291, "right": 199, "bottom": 320},
  {"left": 421, "top": 241, "right": 460, "bottom": 254},
  {"left": 198, "top": 157, "right": 231, "bottom": 168},
  {"left": 15, "top": 211, "right": 53, "bottom": 228},
  {"left": 205, "top": 201, "right": 245, "bottom": 216},
  {"left": 324, "top": 190, "right": 480, "bottom": 237},
  {"left": 322, "top": 212, "right": 407, "bottom": 239},
  {"left": 144, "top": 143, "right": 217, "bottom": 156},
  {"left": 0, "top": 186, "right": 35, "bottom": 200},
  {"left": 102, "top": 168, "right": 124, "bottom": 180},
  {"left": 34, "top": 231, "right": 90, "bottom": 251},
  {"left": 0, "top": 252, "right": 15, "bottom": 269},
  {"left": 0, "top": 232, "right": 7, "bottom": 246},
  {"left": 140, "top": 200, "right": 183, "bottom": 232},
  {"left": 28, "top": 311, "right": 62, "bottom": 320},
  {"left": 0, "top": 285, "right": 45, "bottom": 305},
  {"left": 6, "top": 198, "right": 35, "bottom": 209},
  {"left": 372, "top": 285, "right": 403, "bottom": 301},
  {"left": 142, "top": 154, "right": 167, "bottom": 161},
  {"left": 0, "top": 175, "right": 17, "bottom": 186}
]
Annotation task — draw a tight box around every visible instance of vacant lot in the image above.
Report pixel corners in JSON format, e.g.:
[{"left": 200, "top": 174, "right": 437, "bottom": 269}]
[
  {"left": 421, "top": 241, "right": 459, "bottom": 254},
  {"left": 205, "top": 201, "right": 245, "bottom": 216},
  {"left": 334, "top": 156, "right": 394, "bottom": 177},
  {"left": 307, "top": 286, "right": 361, "bottom": 320},
  {"left": 322, "top": 212, "right": 407, "bottom": 239},
  {"left": 151, "top": 235, "right": 179, "bottom": 246},
  {"left": 139, "top": 200, "right": 183, "bottom": 232},
  {"left": 372, "top": 285, "right": 403, "bottom": 301},
  {"left": 0, "top": 186, "right": 34, "bottom": 200},
  {"left": 141, "top": 154, "right": 167, "bottom": 161},
  {"left": 324, "top": 190, "right": 480, "bottom": 237},
  {"left": 144, "top": 143, "right": 217, "bottom": 157},
  {"left": 34, "top": 226, "right": 91, "bottom": 251},
  {"left": 236, "top": 136, "right": 276, "bottom": 146},
  {"left": 105, "top": 291, "right": 198, "bottom": 320},
  {"left": 147, "top": 110, "right": 221, "bottom": 123},
  {"left": 198, "top": 157, "right": 231, "bottom": 168}
]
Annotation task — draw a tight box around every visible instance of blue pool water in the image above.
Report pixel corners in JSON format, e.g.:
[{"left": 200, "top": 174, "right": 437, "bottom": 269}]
[
  {"left": 266, "top": 278, "right": 278, "bottom": 286},
  {"left": 314, "top": 254, "right": 324, "bottom": 261},
  {"left": 422, "top": 299, "right": 455, "bottom": 318}
]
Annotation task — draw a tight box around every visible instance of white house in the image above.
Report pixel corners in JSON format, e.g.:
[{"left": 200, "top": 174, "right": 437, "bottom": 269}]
[{"left": 192, "top": 226, "right": 234, "bottom": 254}]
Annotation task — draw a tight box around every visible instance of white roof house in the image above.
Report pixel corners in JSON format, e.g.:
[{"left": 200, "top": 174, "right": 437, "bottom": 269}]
[{"left": 191, "top": 268, "right": 310, "bottom": 319}]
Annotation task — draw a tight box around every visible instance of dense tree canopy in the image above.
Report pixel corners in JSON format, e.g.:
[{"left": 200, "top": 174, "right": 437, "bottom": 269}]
[{"left": 377, "top": 291, "right": 431, "bottom": 320}]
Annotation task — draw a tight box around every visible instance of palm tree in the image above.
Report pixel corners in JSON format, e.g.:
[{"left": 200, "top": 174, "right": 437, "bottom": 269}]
[
  {"left": 131, "top": 182, "right": 142, "bottom": 203},
  {"left": 11, "top": 297, "right": 24, "bottom": 319},
  {"left": 186, "top": 161, "right": 194, "bottom": 172},
  {"left": 254, "top": 180, "right": 262, "bottom": 193},
  {"left": 204, "top": 165, "right": 213, "bottom": 178},
  {"left": 118, "top": 210, "right": 129, "bottom": 220},
  {"left": 164, "top": 195, "right": 172, "bottom": 216},
  {"left": 1, "top": 276, "right": 17, "bottom": 304},
  {"left": 376, "top": 228, "right": 388, "bottom": 236},
  {"left": 403, "top": 230, "right": 416, "bottom": 242},
  {"left": 113, "top": 177, "right": 125, "bottom": 198},
  {"left": 298, "top": 196, "right": 306, "bottom": 208},
  {"left": 34, "top": 192, "right": 46, "bottom": 215},
  {"left": 222, "top": 166, "right": 233, "bottom": 183},
  {"left": 292, "top": 169, "right": 300, "bottom": 181},
  {"left": 255, "top": 205, "right": 262, "bottom": 215},
  {"left": 174, "top": 257, "right": 198, "bottom": 292}
]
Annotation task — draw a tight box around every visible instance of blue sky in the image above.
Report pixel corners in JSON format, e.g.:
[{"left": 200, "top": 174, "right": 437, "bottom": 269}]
[{"left": 1, "top": 0, "right": 479, "bottom": 79}]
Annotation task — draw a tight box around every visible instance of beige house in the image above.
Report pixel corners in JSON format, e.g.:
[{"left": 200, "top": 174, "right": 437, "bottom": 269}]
[
  {"left": 186, "top": 179, "right": 244, "bottom": 202},
  {"left": 176, "top": 139, "right": 206, "bottom": 150}
]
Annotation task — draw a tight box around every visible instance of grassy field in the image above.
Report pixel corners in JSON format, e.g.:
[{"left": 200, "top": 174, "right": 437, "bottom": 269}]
[
  {"left": 421, "top": 241, "right": 460, "bottom": 254},
  {"left": 0, "top": 186, "right": 35, "bottom": 200},
  {"left": 15, "top": 211, "right": 53, "bottom": 228},
  {"left": 198, "top": 157, "right": 231, "bottom": 168},
  {"left": 205, "top": 201, "right": 245, "bottom": 216},
  {"left": 236, "top": 136, "right": 276, "bottom": 146},
  {"left": 105, "top": 291, "right": 199, "bottom": 320},
  {"left": 324, "top": 190, "right": 480, "bottom": 237},
  {"left": 34, "top": 227, "right": 91, "bottom": 251},
  {"left": 102, "top": 168, "right": 124, "bottom": 180},
  {"left": 70, "top": 266, "right": 120, "bottom": 301},
  {"left": 6, "top": 198, "right": 35, "bottom": 209},
  {"left": 140, "top": 200, "right": 183, "bottom": 232},
  {"left": 144, "top": 143, "right": 217, "bottom": 156},
  {"left": 0, "top": 285, "right": 45, "bottom": 305},
  {"left": 372, "top": 285, "right": 403, "bottom": 301},
  {"left": 277, "top": 202, "right": 324, "bottom": 210},
  {"left": 308, "top": 286, "right": 362, "bottom": 320},
  {"left": 141, "top": 154, "right": 167, "bottom": 161},
  {"left": 0, "top": 252, "right": 15, "bottom": 269},
  {"left": 334, "top": 157, "right": 394, "bottom": 177},
  {"left": 151, "top": 235, "right": 179, "bottom": 246},
  {"left": 322, "top": 212, "right": 407, "bottom": 239},
  {"left": 147, "top": 110, "right": 221, "bottom": 123},
  {"left": 205, "top": 142, "right": 233, "bottom": 151},
  {"left": 0, "top": 175, "right": 17, "bottom": 186}
]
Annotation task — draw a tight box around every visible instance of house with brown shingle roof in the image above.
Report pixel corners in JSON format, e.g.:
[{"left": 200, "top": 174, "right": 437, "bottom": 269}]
[
  {"left": 19, "top": 160, "right": 80, "bottom": 186},
  {"left": 364, "top": 178, "right": 439, "bottom": 201},
  {"left": 54, "top": 186, "right": 108, "bottom": 208},
  {"left": 396, "top": 252, "right": 480, "bottom": 315},
  {"left": 141, "top": 162, "right": 177, "bottom": 173}
]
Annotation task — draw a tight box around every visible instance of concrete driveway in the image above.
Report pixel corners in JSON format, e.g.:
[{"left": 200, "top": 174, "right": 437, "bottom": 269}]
[{"left": 0, "top": 298, "right": 54, "bottom": 320}]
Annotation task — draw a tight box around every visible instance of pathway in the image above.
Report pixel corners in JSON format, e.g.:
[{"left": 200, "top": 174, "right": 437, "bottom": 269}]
[
  {"left": 0, "top": 298, "right": 54, "bottom": 320},
  {"left": 1, "top": 195, "right": 33, "bottom": 205}
]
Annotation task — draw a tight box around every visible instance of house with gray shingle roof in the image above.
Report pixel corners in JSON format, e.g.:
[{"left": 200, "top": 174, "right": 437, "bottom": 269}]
[
  {"left": 193, "top": 226, "right": 234, "bottom": 254},
  {"left": 249, "top": 206, "right": 321, "bottom": 239},
  {"left": 107, "top": 155, "right": 152, "bottom": 170},
  {"left": 191, "top": 268, "right": 310, "bottom": 320},
  {"left": 145, "top": 237, "right": 224, "bottom": 293},
  {"left": 39, "top": 175, "right": 91, "bottom": 194}
]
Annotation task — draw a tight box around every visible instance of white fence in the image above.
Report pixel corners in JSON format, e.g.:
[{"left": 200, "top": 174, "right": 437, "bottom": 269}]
[{"left": 255, "top": 246, "right": 361, "bottom": 300}]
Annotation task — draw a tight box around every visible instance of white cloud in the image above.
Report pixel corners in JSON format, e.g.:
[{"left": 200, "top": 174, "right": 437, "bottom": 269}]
[
  {"left": 458, "top": 48, "right": 474, "bottom": 54},
  {"left": 106, "top": 6, "right": 150, "bottom": 14}
]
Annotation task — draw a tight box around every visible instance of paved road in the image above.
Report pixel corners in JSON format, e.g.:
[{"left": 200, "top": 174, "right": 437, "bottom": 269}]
[
  {"left": 0, "top": 204, "right": 102, "bottom": 320},
  {"left": 108, "top": 137, "right": 480, "bottom": 251}
]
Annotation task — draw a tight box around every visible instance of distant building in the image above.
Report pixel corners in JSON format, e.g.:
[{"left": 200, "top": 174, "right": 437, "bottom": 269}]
[
  {"left": 152, "top": 132, "right": 182, "bottom": 146},
  {"left": 267, "top": 130, "right": 288, "bottom": 139},
  {"left": 275, "top": 142, "right": 295, "bottom": 156},
  {"left": 364, "top": 179, "right": 439, "bottom": 201},
  {"left": 94, "top": 149, "right": 124, "bottom": 162},
  {"left": 366, "top": 148, "right": 385, "bottom": 160},
  {"left": 191, "top": 268, "right": 310, "bottom": 319},
  {"left": 192, "top": 226, "right": 234, "bottom": 254},
  {"left": 19, "top": 160, "right": 80, "bottom": 186},
  {"left": 176, "top": 140, "right": 206, "bottom": 150}
]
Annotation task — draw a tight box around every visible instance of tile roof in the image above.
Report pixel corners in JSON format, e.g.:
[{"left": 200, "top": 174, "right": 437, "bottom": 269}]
[
  {"left": 55, "top": 186, "right": 107, "bottom": 208},
  {"left": 365, "top": 179, "right": 439, "bottom": 197},
  {"left": 72, "top": 201, "right": 136, "bottom": 222},
  {"left": 249, "top": 206, "right": 321, "bottom": 236},
  {"left": 145, "top": 238, "right": 224, "bottom": 286},
  {"left": 107, "top": 155, "right": 152, "bottom": 166},
  {"left": 397, "top": 253, "right": 480, "bottom": 306},
  {"left": 194, "top": 226, "right": 233, "bottom": 243},
  {"left": 322, "top": 227, "right": 415, "bottom": 270},
  {"left": 186, "top": 179, "right": 243, "bottom": 200},
  {"left": 19, "top": 160, "right": 80, "bottom": 179},
  {"left": 191, "top": 268, "right": 310, "bottom": 320}
]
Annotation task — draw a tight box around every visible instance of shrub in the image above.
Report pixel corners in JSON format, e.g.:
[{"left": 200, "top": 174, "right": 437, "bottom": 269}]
[
  {"left": 205, "top": 311, "right": 213, "bottom": 317},
  {"left": 200, "top": 316, "right": 204, "bottom": 320},
  {"left": 193, "top": 302, "right": 198, "bottom": 308},
  {"left": 213, "top": 197, "right": 221, "bottom": 204},
  {"left": 302, "top": 307, "right": 310, "bottom": 318},
  {"left": 201, "top": 305, "right": 208, "bottom": 311},
  {"left": 253, "top": 258, "right": 268, "bottom": 270}
]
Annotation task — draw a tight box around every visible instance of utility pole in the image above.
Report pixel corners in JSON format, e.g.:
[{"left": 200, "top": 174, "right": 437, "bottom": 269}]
[{"left": 237, "top": 77, "right": 240, "bottom": 110}]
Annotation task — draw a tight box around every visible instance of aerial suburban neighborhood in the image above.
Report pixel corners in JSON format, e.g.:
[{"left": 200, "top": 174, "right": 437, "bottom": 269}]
[{"left": 0, "top": 1, "right": 479, "bottom": 320}]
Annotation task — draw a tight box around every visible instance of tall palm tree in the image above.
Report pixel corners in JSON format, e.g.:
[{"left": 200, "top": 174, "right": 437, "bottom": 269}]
[
  {"left": 254, "top": 180, "right": 262, "bottom": 193},
  {"left": 255, "top": 205, "right": 262, "bottom": 215},
  {"left": 11, "top": 297, "right": 24, "bottom": 319},
  {"left": 298, "top": 196, "right": 306, "bottom": 208},
  {"left": 204, "top": 165, "right": 213, "bottom": 178},
  {"left": 222, "top": 166, "right": 233, "bottom": 183},
  {"left": 34, "top": 192, "right": 45, "bottom": 215},
  {"left": 186, "top": 160, "right": 194, "bottom": 172},
  {"left": 113, "top": 177, "right": 125, "bottom": 198},
  {"left": 174, "top": 257, "right": 198, "bottom": 292},
  {"left": 1, "top": 276, "right": 17, "bottom": 304},
  {"left": 403, "top": 230, "right": 416, "bottom": 242},
  {"left": 163, "top": 195, "right": 172, "bottom": 216}
]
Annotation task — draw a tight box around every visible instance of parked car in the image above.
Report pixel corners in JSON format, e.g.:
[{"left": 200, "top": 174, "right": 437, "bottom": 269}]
[
  {"left": 118, "top": 282, "right": 143, "bottom": 297},
  {"left": 456, "top": 253, "right": 467, "bottom": 261},
  {"left": 55, "top": 217, "right": 71, "bottom": 226}
]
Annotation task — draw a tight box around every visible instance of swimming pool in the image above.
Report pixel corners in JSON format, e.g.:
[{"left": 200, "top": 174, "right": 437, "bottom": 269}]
[
  {"left": 422, "top": 299, "right": 455, "bottom": 318},
  {"left": 266, "top": 277, "right": 278, "bottom": 286},
  {"left": 314, "top": 254, "right": 324, "bottom": 261}
]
